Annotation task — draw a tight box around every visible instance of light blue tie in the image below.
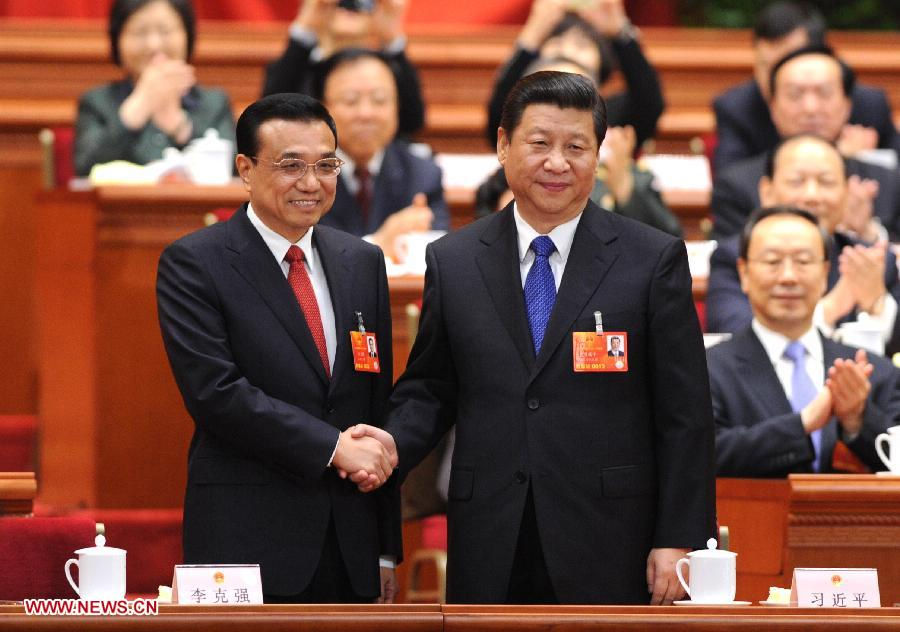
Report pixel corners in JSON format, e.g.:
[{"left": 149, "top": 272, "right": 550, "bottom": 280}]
[
  {"left": 524, "top": 236, "right": 557, "bottom": 355},
  {"left": 783, "top": 340, "right": 823, "bottom": 471}
]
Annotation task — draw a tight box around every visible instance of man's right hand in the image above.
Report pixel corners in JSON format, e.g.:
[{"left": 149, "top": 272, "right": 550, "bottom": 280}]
[
  {"left": 518, "top": 0, "right": 568, "bottom": 51},
  {"left": 801, "top": 386, "right": 833, "bottom": 435},
  {"left": 331, "top": 428, "right": 393, "bottom": 487},
  {"left": 371, "top": 193, "right": 434, "bottom": 261},
  {"left": 341, "top": 424, "right": 398, "bottom": 492},
  {"left": 294, "top": 0, "right": 339, "bottom": 38}
]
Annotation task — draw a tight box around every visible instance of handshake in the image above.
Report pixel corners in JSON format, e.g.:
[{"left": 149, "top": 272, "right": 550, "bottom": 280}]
[{"left": 332, "top": 424, "right": 398, "bottom": 492}]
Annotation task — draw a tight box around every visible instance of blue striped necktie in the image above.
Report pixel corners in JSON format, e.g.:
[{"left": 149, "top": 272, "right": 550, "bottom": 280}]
[
  {"left": 783, "top": 340, "right": 822, "bottom": 471},
  {"left": 524, "top": 236, "right": 557, "bottom": 355}
]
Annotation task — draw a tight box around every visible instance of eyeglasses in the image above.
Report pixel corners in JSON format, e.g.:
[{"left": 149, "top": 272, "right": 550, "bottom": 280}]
[
  {"left": 747, "top": 254, "right": 825, "bottom": 275},
  {"left": 250, "top": 157, "right": 344, "bottom": 180}
]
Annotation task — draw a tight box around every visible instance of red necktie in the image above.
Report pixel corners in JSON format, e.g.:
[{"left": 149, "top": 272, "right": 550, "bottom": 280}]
[
  {"left": 284, "top": 245, "right": 330, "bottom": 378},
  {"left": 355, "top": 166, "right": 372, "bottom": 230}
]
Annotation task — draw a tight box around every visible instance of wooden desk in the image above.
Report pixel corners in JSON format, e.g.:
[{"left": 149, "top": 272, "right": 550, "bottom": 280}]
[
  {"left": 717, "top": 475, "right": 900, "bottom": 606},
  {"left": 0, "top": 604, "right": 898, "bottom": 630}
]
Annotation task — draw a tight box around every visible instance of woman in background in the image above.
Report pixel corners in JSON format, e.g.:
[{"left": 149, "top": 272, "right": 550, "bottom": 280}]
[{"left": 74, "top": 0, "right": 234, "bottom": 176}]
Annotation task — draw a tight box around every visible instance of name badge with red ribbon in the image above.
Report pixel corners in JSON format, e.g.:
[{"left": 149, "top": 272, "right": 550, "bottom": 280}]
[
  {"left": 572, "top": 311, "right": 628, "bottom": 372},
  {"left": 350, "top": 311, "right": 380, "bottom": 373}
]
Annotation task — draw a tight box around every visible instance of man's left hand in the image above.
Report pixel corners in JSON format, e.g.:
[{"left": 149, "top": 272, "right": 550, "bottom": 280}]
[
  {"left": 839, "top": 242, "right": 887, "bottom": 314},
  {"left": 376, "top": 566, "right": 398, "bottom": 603},
  {"left": 646, "top": 547, "right": 688, "bottom": 605},
  {"left": 826, "top": 349, "right": 873, "bottom": 437}
]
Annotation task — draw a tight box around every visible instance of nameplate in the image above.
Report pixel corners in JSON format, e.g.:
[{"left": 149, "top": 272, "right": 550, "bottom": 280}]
[
  {"left": 172, "top": 564, "right": 264, "bottom": 605},
  {"left": 791, "top": 568, "right": 880, "bottom": 608}
]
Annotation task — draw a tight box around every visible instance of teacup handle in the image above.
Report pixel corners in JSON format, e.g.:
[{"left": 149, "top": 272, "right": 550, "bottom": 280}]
[
  {"left": 64, "top": 558, "right": 80, "bottom": 598},
  {"left": 876, "top": 434, "right": 891, "bottom": 469},
  {"left": 675, "top": 557, "right": 691, "bottom": 598}
]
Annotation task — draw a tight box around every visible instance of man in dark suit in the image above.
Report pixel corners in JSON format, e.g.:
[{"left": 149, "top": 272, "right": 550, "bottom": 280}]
[
  {"left": 711, "top": 46, "right": 900, "bottom": 241},
  {"left": 311, "top": 48, "right": 448, "bottom": 261},
  {"left": 712, "top": 1, "right": 898, "bottom": 174},
  {"left": 352, "top": 71, "right": 716, "bottom": 604},
  {"left": 156, "top": 93, "right": 401, "bottom": 603},
  {"left": 707, "top": 207, "right": 899, "bottom": 477},
  {"left": 607, "top": 335, "right": 625, "bottom": 357},
  {"left": 707, "top": 134, "right": 900, "bottom": 354}
]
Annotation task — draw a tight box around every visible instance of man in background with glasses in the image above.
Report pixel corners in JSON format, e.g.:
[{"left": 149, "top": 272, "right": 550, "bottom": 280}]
[
  {"left": 157, "top": 93, "right": 401, "bottom": 603},
  {"left": 707, "top": 134, "right": 900, "bottom": 355},
  {"left": 707, "top": 206, "right": 899, "bottom": 477}
]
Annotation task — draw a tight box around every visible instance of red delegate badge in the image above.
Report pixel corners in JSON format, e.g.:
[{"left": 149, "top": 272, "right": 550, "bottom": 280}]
[
  {"left": 350, "top": 331, "right": 380, "bottom": 373},
  {"left": 573, "top": 332, "right": 628, "bottom": 372}
]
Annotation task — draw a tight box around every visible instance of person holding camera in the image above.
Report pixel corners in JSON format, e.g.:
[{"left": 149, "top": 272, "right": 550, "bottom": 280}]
[{"left": 263, "top": 0, "right": 425, "bottom": 139}]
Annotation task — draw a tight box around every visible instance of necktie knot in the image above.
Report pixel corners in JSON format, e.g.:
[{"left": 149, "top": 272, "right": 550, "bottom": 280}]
[
  {"left": 783, "top": 340, "right": 805, "bottom": 363},
  {"left": 285, "top": 245, "right": 305, "bottom": 265},
  {"left": 531, "top": 235, "right": 556, "bottom": 259}
]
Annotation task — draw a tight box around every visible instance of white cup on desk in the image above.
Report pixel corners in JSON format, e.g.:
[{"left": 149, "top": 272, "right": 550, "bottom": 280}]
[
  {"left": 876, "top": 425, "right": 900, "bottom": 473},
  {"left": 64, "top": 534, "right": 126, "bottom": 600},
  {"left": 675, "top": 538, "right": 737, "bottom": 603}
]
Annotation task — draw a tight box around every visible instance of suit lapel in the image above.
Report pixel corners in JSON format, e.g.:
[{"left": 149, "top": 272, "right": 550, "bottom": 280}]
[
  {"left": 314, "top": 227, "right": 353, "bottom": 394},
  {"left": 475, "top": 207, "right": 535, "bottom": 372},
  {"left": 819, "top": 335, "right": 842, "bottom": 471},
  {"left": 371, "top": 144, "right": 404, "bottom": 234},
  {"left": 227, "top": 207, "right": 329, "bottom": 386},
  {"left": 531, "top": 204, "right": 620, "bottom": 380},
  {"left": 733, "top": 328, "right": 793, "bottom": 417}
]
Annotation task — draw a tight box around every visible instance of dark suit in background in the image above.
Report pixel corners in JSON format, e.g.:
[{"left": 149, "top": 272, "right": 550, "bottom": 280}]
[
  {"left": 712, "top": 79, "right": 900, "bottom": 174},
  {"left": 707, "top": 327, "right": 900, "bottom": 477},
  {"left": 262, "top": 37, "right": 425, "bottom": 138},
  {"left": 74, "top": 81, "right": 235, "bottom": 177},
  {"left": 319, "top": 140, "right": 449, "bottom": 237},
  {"left": 711, "top": 151, "right": 900, "bottom": 241},
  {"left": 706, "top": 234, "right": 900, "bottom": 353},
  {"left": 385, "top": 201, "right": 716, "bottom": 603},
  {"left": 157, "top": 206, "right": 400, "bottom": 598}
]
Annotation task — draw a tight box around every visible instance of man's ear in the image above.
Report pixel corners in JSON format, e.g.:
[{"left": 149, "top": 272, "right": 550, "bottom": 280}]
[
  {"left": 737, "top": 257, "right": 750, "bottom": 294},
  {"left": 235, "top": 154, "right": 253, "bottom": 190},
  {"left": 497, "top": 127, "right": 509, "bottom": 166},
  {"left": 759, "top": 176, "right": 774, "bottom": 207}
]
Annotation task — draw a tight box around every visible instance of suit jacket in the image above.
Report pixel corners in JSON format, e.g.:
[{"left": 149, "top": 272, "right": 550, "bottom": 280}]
[
  {"left": 712, "top": 79, "right": 900, "bottom": 174},
  {"left": 590, "top": 167, "right": 683, "bottom": 237},
  {"left": 707, "top": 327, "right": 900, "bottom": 477},
  {"left": 706, "top": 233, "right": 900, "bottom": 354},
  {"left": 710, "top": 151, "right": 900, "bottom": 241},
  {"left": 319, "top": 140, "right": 449, "bottom": 236},
  {"left": 262, "top": 37, "right": 425, "bottom": 138},
  {"left": 74, "top": 81, "right": 235, "bottom": 177},
  {"left": 156, "top": 206, "right": 400, "bottom": 597},
  {"left": 485, "top": 38, "right": 665, "bottom": 150},
  {"left": 385, "top": 201, "right": 716, "bottom": 604}
]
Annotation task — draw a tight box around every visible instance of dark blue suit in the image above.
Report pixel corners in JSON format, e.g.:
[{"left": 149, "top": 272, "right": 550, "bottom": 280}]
[
  {"left": 156, "top": 206, "right": 400, "bottom": 597},
  {"left": 707, "top": 327, "right": 900, "bottom": 477},
  {"left": 319, "top": 140, "right": 449, "bottom": 237},
  {"left": 712, "top": 79, "right": 900, "bottom": 174}
]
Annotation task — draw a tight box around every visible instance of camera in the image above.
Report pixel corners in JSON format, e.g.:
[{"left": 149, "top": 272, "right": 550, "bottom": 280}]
[{"left": 338, "top": 0, "right": 375, "bottom": 12}]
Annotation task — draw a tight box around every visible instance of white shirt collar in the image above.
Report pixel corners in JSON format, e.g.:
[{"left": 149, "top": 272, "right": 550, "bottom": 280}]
[
  {"left": 246, "top": 203, "right": 318, "bottom": 273},
  {"left": 337, "top": 148, "right": 386, "bottom": 180},
  {"left": 751, "top": 318, "right": 824, "bottom": 366},
  {"left": 512, "top": 202, "right": 582, "bottom": 264}
]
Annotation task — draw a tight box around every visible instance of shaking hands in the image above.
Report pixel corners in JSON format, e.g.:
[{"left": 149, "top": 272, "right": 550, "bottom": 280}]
[{"left": 331, "top": 424, "right": 398, "bottom": 493}]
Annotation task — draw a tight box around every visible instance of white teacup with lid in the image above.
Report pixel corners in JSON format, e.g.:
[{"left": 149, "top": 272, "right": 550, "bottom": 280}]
[
  {"left": 64, "top": 533, "right": 126, "bottom": 600},
  {"left": 675, "top": 538, "right": 737, "bottom": 603},
  {"left": 184, "top": 128, "right": 234, "bottom": 185},
  {"left": 876, "top": 425, "right": 900, "bottom": 473}
]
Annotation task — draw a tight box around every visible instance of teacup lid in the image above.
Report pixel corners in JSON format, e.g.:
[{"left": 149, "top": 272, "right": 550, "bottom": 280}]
[
  {"left": 187, "top": 129, "right": 232, "bottom": 152},
  {"left": 75, "top": 534, "right": 126, "bottom": 556},
  {"left": 688, "top": 538, "right": 736, "bottom": 558}
]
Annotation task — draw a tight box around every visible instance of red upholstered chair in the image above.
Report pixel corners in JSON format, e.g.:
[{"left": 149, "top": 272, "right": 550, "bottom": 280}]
[
  {"left": 0, "top": 415, "right": 38, "bottom": 472},
  {"left": 204, "top": 207, "right": 236, "bottom": 225},
  {"left": 0, "top": 517, "right": 96, "bottom": 600},
  {"left": 406, "top": 514, "right": 447, "bottom": 603}
]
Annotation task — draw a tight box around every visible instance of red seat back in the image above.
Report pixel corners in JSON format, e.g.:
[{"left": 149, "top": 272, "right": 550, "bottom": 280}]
[
  {"left": 0, "top": 415, "right": 38, "bottom": 471},
  {"left": 52, "top": 126, "right": 75, "bottom": 187}
]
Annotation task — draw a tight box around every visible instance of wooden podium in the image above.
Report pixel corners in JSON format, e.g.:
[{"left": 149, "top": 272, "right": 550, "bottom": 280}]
[{"left": 717, "top": 475, "right": 900, "bottom": 606}]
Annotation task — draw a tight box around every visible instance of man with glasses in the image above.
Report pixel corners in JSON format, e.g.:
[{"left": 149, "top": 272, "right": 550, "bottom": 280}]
[
  {"left": 707, "top": 134, "right": 900, "bottom": 355},
  {"left": 707, "top": 206, "right": 898, "bottom": 477},
  {"left": 156, "top": 93, "right": 401, "bottom": 603}
]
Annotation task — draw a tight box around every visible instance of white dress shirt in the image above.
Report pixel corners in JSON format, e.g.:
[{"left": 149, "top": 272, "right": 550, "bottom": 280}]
[
  {"left": 247, "top": 204, "right": 336, "bottom": 374},
  {"left": 513, "top": 203, "right": 582, "bottom": 290},
  {"left": 751, "top": 319, "right": 825, "bottom": 401}
]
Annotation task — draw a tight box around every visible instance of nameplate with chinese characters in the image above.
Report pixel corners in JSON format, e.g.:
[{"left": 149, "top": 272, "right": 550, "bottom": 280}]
[
  {"left": 791, "top": 568, "right": 880, "bottom": 608},
  {"left": 172, "top": 564, "right": 264, "bottom": 605}
]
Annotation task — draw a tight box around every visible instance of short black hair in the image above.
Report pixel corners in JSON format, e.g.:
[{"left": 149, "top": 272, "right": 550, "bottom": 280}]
[
  {"left": 525, "top": 56, "right": 596, "bottom": 84},
  {"left": 753, "top": 1, "right": 826, "bottom": 44},
  {"left": 311, "top": 47, "right": 398, "bottom": 102},
  {"left": 108, "top": 0, "right": 196, "bottom": 66},
  {"left": 235, "top": 93, "right": 338, "bottom": 157},
  {"left": 763, "top": 133, "right": 844, "bottom": 179},
  {"left": 499, "top": 71, "right": 607, "bottom": 146},
  {"left": 474, "top": 167, "right": 510, "bottom": 219},
  {"left": 545, "top": 13, "right": 616, "bottom": 85},
  {"left": 769, "top": 44, "right": 855, "bottom": 99},
  {"left": 739, "top": 206, "right": 832, "bottom": 261}
]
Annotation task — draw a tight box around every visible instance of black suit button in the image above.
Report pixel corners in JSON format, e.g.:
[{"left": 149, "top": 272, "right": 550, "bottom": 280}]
[
  {"left": 515, "top": 471, "right": 527, "bottom": 484},
  {"left": 327, "top": 408, "right": 336, "bottom": 415},
  {"left": 527, "top": 398, "right": 540, "bottom": 410}
]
